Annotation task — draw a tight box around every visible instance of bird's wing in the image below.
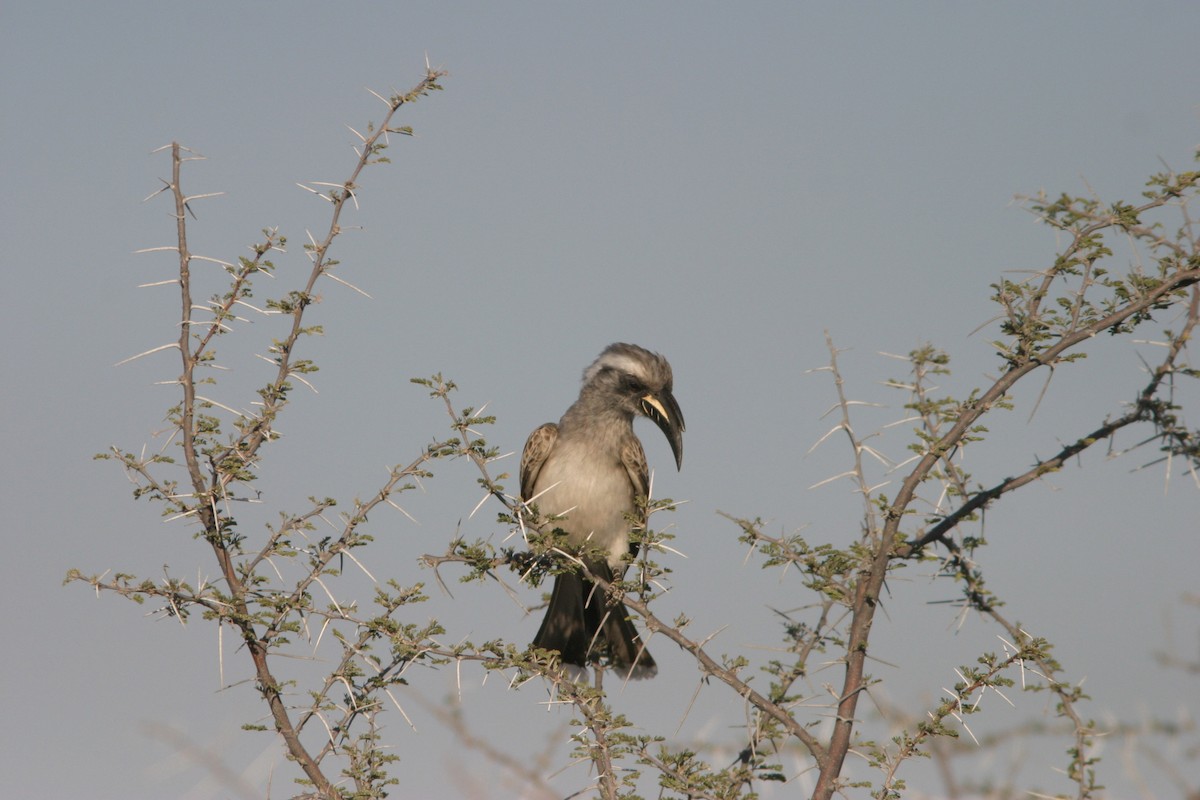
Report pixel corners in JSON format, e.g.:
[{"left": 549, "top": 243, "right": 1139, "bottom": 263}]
[
  {"left": 619, "top": 437, "right": 651, "bottom": 560},
  {"left": 519, "top": 422, "right": 558, "bottom": 502},
  {"left": 619, "top": 436, "right": 650, "bottom": 520}
]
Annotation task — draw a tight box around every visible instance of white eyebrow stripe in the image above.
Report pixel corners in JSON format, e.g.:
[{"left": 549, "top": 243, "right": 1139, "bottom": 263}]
[{"left": 585, "top": 352, "right": 648, "bottom": 384}]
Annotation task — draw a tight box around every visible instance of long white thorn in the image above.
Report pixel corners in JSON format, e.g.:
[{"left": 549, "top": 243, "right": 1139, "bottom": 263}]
[{"left": 115, "top": 342, "right": 180, "bottom": 366}]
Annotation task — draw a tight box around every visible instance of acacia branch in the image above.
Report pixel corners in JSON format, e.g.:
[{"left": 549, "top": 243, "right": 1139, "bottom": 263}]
[
  {"left": 161, "top": 139, "right": 335, "bottom": 792},
  {"left": 423, "top": 540, "right": 833, "bottom": 772},
  {"left": 151, "top": 71, "right": 449, "bottom": 799},
  {"left": 259, "top": 446, "right": 445, "bottom": 643},
  {"left": 814, "top": 232, "right": 1199, "bottom": 796},
  {"left": 912, "top": 283, "right": 1199, "bottom": 551},
  {"left": 214, "top": 69, "right": 446, "bottom": 479}
]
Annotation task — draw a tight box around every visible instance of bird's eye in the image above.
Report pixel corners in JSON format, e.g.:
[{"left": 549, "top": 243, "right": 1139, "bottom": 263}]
[{"left": 620, "top": 374, "right": 646, "bottom": 393}]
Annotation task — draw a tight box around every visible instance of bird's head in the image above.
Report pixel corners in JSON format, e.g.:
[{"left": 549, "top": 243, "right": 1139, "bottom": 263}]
[{"left": 582, "top": 343, "right": 685, "bottom": 470}]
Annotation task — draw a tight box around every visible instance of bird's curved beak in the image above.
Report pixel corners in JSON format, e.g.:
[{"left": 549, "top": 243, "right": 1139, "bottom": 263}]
[{"left": 640, "top": 390, "right": 685, "bottom": 470}]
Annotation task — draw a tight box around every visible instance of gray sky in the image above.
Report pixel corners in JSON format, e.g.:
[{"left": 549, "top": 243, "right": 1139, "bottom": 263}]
[{"left": 4, "top": 3, "right": 1198, "bottom": 798}]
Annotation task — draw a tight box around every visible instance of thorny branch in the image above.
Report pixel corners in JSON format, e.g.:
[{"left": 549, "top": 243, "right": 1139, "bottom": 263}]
[
  {"left": 919, "top": 285, "right": 1199, "bottom": 552},
  {"left": 809, "top": 167, "right": 1199, "bottom": 799},
  {"left": 78, "top": 69, "right": 448, "bottom": 799}
]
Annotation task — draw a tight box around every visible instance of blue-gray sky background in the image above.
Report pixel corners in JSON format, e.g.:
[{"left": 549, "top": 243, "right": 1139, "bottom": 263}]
[{"left": 3, "top": 3, "right": 1198, "bottom": 797}]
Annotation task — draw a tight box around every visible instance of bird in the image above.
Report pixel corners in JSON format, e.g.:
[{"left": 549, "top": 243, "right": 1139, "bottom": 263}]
[{"left": 521, "top": 342, "right": 685, "bottom": 679}]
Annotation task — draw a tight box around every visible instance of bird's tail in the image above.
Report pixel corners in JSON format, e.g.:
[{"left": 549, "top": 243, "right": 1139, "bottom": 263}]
[{"left": 532, "top": 567, "right": 657, "bottom": 680}]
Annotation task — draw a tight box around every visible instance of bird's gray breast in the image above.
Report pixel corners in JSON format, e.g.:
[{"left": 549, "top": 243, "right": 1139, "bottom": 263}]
[{"left": 530, "top": 436, "right": 634, "bottom": 567}]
